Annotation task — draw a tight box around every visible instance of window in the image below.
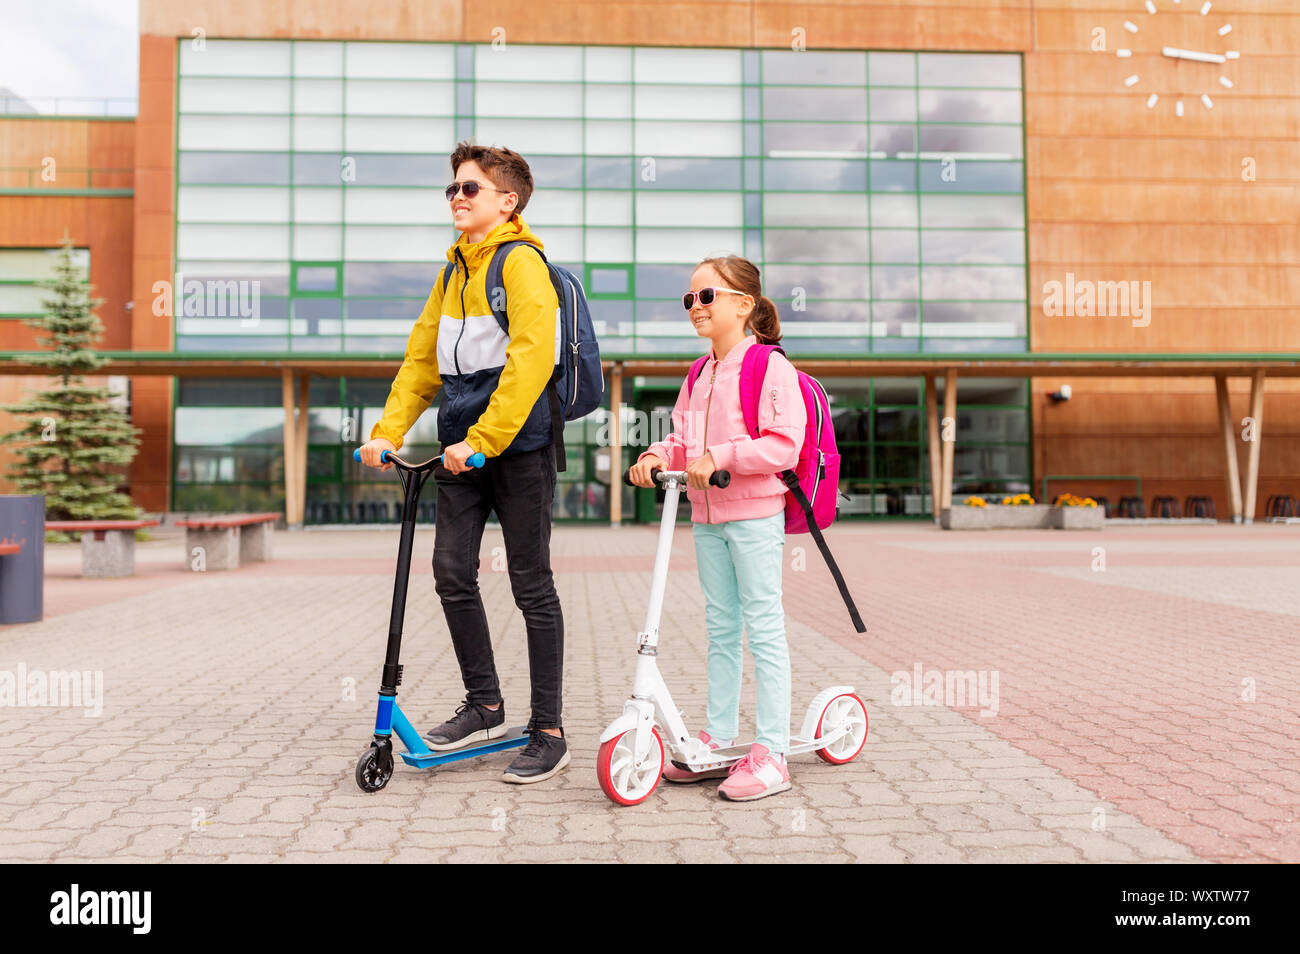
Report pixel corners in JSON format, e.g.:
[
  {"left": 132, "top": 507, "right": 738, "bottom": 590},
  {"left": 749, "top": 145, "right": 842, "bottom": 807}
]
[{"left": 0, "top": 248, "right": 90, "bottom": 318}]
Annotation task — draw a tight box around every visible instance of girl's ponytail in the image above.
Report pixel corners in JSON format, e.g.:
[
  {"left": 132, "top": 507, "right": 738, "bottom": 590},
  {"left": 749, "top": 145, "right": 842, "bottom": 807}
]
[{"left": 749, "top": 294, "right": 783, "bottom": 345}]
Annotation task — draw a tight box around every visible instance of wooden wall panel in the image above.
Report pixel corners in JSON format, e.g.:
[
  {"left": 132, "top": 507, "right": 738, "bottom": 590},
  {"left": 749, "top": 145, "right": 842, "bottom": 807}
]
[
  {"left": 0, "top": 119, "right": 133, "bottom": 189},
  {"left": 1034, "top": 11, "right": 1296, "bottom": 55},
  {"left": 1027, "top": 139, "right": 1299, "bottom": 186},
  {"left": 0, "top": 121, "right": 88, "bottom": 173},
  {"left": 141, "top": 0, "right": 462, "bottom": 40},
  {"left": 753, "top": 4, "right": 1031, "bottom": 50},
  {"left": 128, "top": 35, "right": 178, "bottom": 511},
  {"left": 1032, "top": 225, "right": 1300, "bottom": 266},
  {"left": 140, "top": 0, "right": 1030, "bottom": 47},
  {"left": 127, "top": 377, "right": 172, "bottom": 512}
]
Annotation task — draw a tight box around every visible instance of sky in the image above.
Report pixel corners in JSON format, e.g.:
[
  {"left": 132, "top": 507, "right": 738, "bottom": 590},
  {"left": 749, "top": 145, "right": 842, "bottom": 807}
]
[{"left": 0, "top": 0, "right": 138, "bottom": 108}]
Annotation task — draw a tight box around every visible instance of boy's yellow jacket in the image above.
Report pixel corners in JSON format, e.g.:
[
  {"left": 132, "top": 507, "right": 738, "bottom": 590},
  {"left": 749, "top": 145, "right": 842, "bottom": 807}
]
[{"left": 369, "top": 214, "right": 560, "bottom": 458}]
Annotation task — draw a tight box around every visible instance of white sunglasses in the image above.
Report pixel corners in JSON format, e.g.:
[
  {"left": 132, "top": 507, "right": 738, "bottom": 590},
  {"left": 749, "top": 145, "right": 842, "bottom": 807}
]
[{"left": 682, "top": 287, "right": 749, "bottom": 310}]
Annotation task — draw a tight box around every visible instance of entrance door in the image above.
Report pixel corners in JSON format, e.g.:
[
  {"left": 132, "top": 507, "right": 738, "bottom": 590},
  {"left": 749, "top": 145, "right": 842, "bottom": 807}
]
[{"left": 627, "top": 385, "right": 687, "bottom": 524}]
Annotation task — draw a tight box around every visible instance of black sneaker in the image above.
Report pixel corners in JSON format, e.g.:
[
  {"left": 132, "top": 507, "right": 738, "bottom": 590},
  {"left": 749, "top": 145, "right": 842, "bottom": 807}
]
[
  {"left": 501, "top": 725, "right": 570, "bottom": 784},
  {"left": 424, "top": 700, "right": 507, "bottom": 752}
]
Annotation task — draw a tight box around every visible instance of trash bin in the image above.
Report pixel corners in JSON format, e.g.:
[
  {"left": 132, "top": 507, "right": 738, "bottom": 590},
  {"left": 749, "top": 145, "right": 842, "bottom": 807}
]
[{"left": 0, "top": 495, "right": 44, "bottom": 624}]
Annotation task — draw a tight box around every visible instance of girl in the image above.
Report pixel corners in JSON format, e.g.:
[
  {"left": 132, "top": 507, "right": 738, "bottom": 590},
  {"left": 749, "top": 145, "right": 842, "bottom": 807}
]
[{"left": 628, "top": 255, "right": 806, "bottom": 802}]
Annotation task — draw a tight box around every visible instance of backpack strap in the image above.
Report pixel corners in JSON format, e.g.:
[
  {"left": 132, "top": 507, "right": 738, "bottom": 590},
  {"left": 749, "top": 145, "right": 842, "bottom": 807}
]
[
  {"left": 481, "top": 240, "right": 567, "bottom": 472},
  {"left": 781, "top": 471, "right": 867, "bottom": 634},
  {"left": 439, "top": 262, "right": 454, "bottom": 296},
  {"left": 484, "top": 240, "right": 554, "bottom": 336},
  {"left": 744, "top": 343, "right": 866, "bottom": 634},
  {"left": 739, "top": 343, "right": 784, "bottom": 440}
]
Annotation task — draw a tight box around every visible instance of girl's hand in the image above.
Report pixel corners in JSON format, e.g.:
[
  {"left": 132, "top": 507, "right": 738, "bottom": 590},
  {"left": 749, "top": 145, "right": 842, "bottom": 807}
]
[
  {"left": 629, "top": 455, "right": 665, "bottom": 488},
  {"left": 685, "top": 451, "right": 717, "bottom": 490}
]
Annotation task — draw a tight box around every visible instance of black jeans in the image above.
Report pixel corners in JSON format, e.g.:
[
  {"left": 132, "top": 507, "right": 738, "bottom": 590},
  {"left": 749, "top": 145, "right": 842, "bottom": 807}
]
[{"left": 432, "top": 445, "right": 564, "bottom": 729}]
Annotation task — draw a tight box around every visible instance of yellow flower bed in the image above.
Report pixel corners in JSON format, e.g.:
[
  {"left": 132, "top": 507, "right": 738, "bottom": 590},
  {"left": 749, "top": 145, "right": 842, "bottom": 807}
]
[
  {"left": 1054, "top": 493, "right": 1098, "bottom": 508},
  {"left": 965, "top": 496, "right": 988, "bottom": 507},
  {"left": 1000, "top": 493, "right": 1037, "bottom": 506}
]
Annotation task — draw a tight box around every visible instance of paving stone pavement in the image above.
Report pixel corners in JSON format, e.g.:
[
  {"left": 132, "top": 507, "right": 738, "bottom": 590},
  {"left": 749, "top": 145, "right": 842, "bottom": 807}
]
[{"left": 2, "top": 521, "right": 1292, "bottom": 863}]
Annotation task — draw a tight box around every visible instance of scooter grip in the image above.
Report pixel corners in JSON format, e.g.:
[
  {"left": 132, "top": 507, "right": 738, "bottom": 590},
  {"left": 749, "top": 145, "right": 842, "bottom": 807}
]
[
  {"left": 621, "top": 466, "right": 664, "bottom": 487},
  {"left": 466, "top": 452, "right": 485, "bottom": 468},
  {"left": 621, "top": 467, "right": 731, "bottom": 488},
  {"left": 352, "top": 448, "right": 391, "bottom": 463}
]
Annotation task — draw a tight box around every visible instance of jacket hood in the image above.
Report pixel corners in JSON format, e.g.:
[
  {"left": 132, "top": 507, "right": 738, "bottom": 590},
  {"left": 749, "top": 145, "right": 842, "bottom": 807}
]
[{"left": 446, "top": 213, "right": 545, "bottom": 270}]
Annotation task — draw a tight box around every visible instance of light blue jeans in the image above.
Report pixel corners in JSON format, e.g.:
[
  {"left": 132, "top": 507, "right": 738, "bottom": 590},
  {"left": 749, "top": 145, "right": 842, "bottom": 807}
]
[{"left": 691, "top": 511, "right": 790, "bottom": 754}]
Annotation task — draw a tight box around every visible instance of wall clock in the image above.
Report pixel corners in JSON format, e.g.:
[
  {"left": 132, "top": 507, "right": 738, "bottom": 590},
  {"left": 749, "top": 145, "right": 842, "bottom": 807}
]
[{"left": 1116, "top": 0, "right": 1240, "bottom": 115}]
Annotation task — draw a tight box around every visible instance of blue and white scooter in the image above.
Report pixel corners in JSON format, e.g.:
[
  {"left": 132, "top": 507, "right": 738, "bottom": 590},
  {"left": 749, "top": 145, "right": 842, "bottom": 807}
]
[
  {"left": 597, "top": 465, "right": 869, "bottom": 805},
  {"left": 351, "top": 447, "right": 530, "bottom": 793}
]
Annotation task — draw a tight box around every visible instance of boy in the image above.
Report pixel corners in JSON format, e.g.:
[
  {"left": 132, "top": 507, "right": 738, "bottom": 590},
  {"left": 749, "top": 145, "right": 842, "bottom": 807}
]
[{"left": 357, "top": 142, "right": 568, "bottom": 784}]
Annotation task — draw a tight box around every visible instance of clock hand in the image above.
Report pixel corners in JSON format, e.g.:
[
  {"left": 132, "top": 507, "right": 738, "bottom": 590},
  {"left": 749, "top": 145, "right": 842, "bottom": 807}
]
[{"left": 1162, "top": 46, "right": 1227, "bottom": 64}]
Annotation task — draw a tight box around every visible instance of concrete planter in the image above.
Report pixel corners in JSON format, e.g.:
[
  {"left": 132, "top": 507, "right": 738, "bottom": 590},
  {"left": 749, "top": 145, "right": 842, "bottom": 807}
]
[
  {"left": 1053, "top": 506, "right": 1105, "bottom": 530},
  {"left": 942, "top": 504, "right": 1052, "bottom": 530},
  {"left": 942, "top": 504, "right": 1107, "bottom": 530}
]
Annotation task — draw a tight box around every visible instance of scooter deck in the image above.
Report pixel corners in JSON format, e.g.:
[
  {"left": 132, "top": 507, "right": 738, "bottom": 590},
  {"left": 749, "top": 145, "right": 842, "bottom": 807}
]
[
  {"left": 668, "top": 731, "right": 848, "bottom": 772},
  {"left": 398, "top": 725, "right": 530, "bottom": 768}
]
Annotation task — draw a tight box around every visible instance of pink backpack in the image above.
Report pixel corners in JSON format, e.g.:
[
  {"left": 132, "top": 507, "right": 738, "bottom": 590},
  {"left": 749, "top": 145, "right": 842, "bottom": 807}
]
[{"left": 688, "top": 343, "right": 865, "bottom": 633}]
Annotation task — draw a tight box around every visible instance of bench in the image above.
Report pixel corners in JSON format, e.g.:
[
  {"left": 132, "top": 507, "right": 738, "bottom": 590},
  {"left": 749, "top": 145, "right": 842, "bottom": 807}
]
[
  {"left": 45, "top": 520, "right": 161, "bottom": 578},
  {"left": 175, "top": 513, "right": 279, "bottom": 571}
]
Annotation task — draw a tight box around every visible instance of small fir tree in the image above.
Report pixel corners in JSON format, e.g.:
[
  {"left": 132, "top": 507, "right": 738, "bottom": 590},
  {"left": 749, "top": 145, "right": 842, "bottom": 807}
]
[{"left": 1, "top": 238, "right": 142, "bottom": 529}]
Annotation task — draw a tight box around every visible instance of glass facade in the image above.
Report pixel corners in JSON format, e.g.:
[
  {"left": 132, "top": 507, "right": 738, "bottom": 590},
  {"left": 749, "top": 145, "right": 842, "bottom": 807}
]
[
  {"left": 172, "top": 375, "right": 630, "bottom": 523},
  {"left": 171, "top": 39, "right": 1029, "bottom": 520}
]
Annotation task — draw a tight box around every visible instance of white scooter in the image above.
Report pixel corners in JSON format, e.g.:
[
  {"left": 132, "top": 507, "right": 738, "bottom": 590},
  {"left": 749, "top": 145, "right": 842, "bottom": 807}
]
[{"left": 597, "top": 465, "right": 869, "bottom": 806}]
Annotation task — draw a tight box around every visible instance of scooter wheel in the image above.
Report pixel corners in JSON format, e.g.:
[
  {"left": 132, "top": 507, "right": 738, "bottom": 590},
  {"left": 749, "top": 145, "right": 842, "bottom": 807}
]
[
  {"left": 597, "top": 727, "right": 664, "bottom": 806},
  {"left": 813, "top": 692, "right": 868, "bottom": 765},
  {"left": 355, "top": 745, "right": 393, "bottom": 793}
]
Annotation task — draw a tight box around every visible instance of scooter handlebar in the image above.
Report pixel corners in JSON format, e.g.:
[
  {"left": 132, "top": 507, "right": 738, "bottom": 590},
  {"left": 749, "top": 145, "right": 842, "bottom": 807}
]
[
  {"left": 623, "top": 466, "right": 730, "bottom": 489},
  {"left": 353, "top": 448, "right": 486, "bottom": 469}
]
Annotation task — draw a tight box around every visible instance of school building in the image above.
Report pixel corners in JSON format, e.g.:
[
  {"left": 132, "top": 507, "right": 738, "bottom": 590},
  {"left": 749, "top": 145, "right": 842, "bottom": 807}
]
[{"left": 2, "top": 1, "right": 1297, "bottom": 525}]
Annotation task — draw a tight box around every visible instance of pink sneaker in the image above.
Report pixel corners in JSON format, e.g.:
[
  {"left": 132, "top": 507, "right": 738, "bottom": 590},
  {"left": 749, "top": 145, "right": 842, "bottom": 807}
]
[
  {"left": 717, "top": 744, "right": 791, "bottom": 802},
  {"left": 662, "top": 731, "right": 732, "bottom": 783}
]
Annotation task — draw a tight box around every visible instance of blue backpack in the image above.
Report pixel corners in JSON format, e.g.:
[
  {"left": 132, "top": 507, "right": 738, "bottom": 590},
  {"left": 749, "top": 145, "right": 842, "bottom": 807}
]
[{"left": 440, "top": 240, "right": 604, "bottom": 470}]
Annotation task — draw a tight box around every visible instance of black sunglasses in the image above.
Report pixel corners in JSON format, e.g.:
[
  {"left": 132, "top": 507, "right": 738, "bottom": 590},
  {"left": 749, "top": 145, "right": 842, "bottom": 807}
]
[{"left": 445, "top": 180, "right": 512, "bottom": 202}]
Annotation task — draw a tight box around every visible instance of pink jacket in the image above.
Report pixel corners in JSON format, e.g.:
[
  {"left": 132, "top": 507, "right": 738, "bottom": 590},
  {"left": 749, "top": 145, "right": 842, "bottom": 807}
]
[{"left": 638, "top": 335, "right": 807, "bottom": 525}]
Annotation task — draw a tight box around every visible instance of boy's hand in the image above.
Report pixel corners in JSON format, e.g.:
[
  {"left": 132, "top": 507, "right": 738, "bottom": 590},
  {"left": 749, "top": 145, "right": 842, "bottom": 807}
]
[
  {"left": 628, "top": 455, "right": 665, "bottom": 488},
  {"left": 685, "top": 451, "right": 717, "bottom": 490},
  {"left": 359, "top": 438, "right": 397, "bottom": 472},
  {"left": 441, "top": 440, "right": 477, "bottom": 475}
]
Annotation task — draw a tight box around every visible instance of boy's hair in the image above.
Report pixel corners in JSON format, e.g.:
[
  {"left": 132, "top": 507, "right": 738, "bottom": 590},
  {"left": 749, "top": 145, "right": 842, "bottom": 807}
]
[
  {"left": 695, "top": 255, "right": 783, "bottom": 345},
  {"left": 450, "top": 141, "right": 534, "bottom": 214}
]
